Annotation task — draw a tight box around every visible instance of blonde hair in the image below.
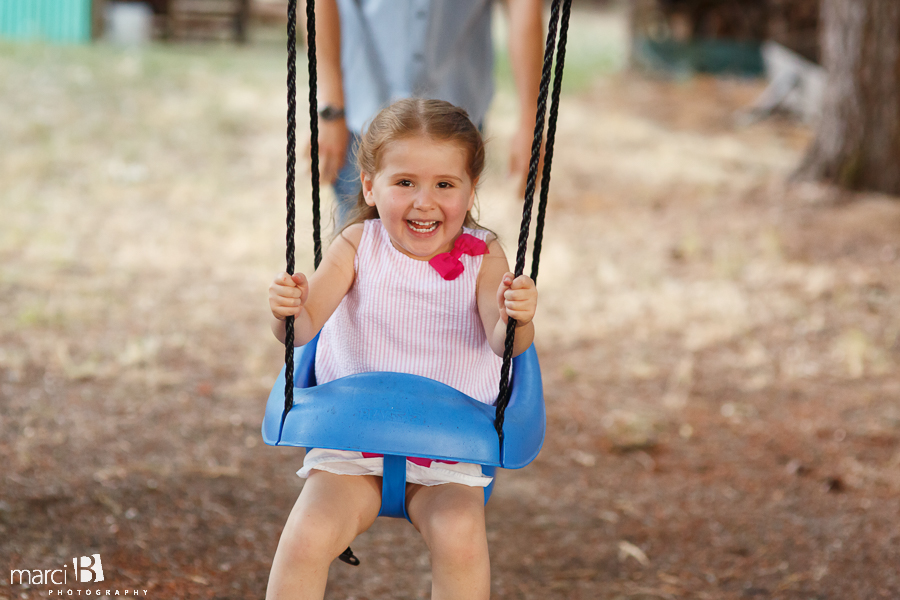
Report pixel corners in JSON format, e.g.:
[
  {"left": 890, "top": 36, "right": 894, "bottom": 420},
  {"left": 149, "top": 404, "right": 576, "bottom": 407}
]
[{"left": 337, "top": 98, "right": 487, "bottom": 234}]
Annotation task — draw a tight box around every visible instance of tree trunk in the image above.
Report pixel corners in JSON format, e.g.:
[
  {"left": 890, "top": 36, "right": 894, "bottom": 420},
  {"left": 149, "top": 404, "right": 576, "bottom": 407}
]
[{"left": 796, "top": 0, "right": 900, "bottom": 195}]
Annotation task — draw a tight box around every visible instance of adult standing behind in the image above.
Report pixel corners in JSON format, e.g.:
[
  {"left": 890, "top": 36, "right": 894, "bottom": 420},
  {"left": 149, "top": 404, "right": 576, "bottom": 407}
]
[{"left": 313, "top": 0, "right": 544, "bottom": 227}]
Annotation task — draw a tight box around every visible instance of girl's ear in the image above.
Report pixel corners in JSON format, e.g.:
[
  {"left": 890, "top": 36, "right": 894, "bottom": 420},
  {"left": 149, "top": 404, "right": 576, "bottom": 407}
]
[
  {"left": 361, "top": 172, "right": 376, "bottom": 207},
  {"left": 467, "top": 176, "right": 479, "bottom": 211}
]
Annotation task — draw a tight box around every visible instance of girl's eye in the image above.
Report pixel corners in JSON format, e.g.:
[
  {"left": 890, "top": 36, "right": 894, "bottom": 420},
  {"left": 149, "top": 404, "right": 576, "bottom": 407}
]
[
  {"left": 436, "top": 181, "right": 453, "bottom": 189},
  {"left": 397, "top": 179, "right": 413, "bottom": 187}
]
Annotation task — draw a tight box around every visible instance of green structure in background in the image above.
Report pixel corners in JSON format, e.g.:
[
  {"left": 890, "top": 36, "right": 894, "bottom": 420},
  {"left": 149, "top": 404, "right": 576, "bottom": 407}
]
[
  {"left": 0, "top": 0, "right": 94, "bottom": 43},
  {"left": 633, "top": 38, "right": 765, "bottom": 77}
]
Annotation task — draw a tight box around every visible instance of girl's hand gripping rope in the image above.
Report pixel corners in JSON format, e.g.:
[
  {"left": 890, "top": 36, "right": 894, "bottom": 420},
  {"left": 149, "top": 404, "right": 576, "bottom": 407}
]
[
  {"left": 269, "top": 272, "right": 310, "bottom": 321},
  {"left": 497, "top": 272, "right": 537, "bottom": 327}
]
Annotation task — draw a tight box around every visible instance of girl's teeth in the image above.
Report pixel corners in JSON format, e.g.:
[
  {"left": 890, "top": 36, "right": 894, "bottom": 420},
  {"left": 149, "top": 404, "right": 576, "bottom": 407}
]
[{"left": 408, "top": 220, "right": 438, "bottom": 233}]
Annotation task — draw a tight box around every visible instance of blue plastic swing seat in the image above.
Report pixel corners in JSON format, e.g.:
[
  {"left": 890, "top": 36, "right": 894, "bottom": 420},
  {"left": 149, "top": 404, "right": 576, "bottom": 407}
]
[{"left": 262, "top": 334, "right": 546, "bottom": 520}]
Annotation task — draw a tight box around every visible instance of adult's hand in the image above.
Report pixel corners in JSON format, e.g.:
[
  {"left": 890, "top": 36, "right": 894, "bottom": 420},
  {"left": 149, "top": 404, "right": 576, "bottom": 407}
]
[
  {"left": 313, "top": 118, "right": 349, "bottom": 185},
  {"left": 509, "top": 119, "right": 543, "bottom": 199}
]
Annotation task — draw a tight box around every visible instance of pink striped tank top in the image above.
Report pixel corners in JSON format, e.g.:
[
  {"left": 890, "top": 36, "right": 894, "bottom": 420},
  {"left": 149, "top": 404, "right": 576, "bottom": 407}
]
[{"left": 315, "top": 219, "right": 502, "bottom": 405}]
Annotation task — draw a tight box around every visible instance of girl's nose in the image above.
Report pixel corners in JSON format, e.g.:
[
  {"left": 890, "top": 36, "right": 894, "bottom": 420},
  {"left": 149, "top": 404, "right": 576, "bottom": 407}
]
[{"left": 412, "top": 188, "right": 436, "bottom": 210}]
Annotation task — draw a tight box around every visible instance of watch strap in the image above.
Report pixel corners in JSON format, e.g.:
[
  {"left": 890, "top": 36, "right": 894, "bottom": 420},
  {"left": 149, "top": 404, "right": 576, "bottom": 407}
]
[{"left": 318, "top": 105, "right": 346, "bottom": 121}]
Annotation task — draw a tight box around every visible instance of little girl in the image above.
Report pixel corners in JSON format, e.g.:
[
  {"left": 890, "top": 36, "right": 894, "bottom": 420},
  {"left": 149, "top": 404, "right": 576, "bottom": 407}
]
[{"left": 266, "top": 98, "right": 538, "bottom": 600}]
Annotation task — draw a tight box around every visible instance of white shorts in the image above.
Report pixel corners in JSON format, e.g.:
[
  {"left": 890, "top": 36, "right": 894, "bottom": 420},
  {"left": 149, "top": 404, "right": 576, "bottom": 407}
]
[{"left": 297, "top": 448, "right": 493, "bottom": 488}]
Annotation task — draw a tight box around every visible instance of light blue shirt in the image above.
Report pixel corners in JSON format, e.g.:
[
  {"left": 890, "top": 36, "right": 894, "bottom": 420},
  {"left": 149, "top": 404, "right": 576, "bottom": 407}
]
[{"left": 336, "top": 0, "right": 495, "bottom": 132}]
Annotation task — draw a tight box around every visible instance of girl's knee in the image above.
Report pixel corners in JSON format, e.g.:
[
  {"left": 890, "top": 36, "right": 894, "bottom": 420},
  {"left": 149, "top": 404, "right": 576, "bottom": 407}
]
[
  {"left": 279, "top": 510, "right": 345, "bottom": 563},
  {"left": 278, "top": 472, "right": 380, "bottom": 564},
  {"left": 422, "top": 500, "right": 487, "bottom": 561}
]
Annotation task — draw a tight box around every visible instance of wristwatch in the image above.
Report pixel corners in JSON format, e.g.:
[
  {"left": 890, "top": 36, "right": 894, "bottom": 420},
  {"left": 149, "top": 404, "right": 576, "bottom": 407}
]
[{"left": 318, "top": 105, "right": 346, "bottom": 121}]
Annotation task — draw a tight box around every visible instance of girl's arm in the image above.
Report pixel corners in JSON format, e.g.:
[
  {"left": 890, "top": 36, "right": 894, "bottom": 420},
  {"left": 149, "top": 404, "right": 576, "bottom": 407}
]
[
  {"left": 269, "top": 224, "right": 362, "bottom": 346},
  {"left": 476, "top": 239, "right": 537, "bottom": 358}
]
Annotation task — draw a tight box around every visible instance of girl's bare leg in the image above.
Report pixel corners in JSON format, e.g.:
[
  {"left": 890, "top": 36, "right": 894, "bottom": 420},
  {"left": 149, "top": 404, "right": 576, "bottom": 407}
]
[
  {"left": 266, "top": 471, "right": 381, "bottom": 600},
  {"left": 407, "top": 483, "right": 490, "bottom": 600}
]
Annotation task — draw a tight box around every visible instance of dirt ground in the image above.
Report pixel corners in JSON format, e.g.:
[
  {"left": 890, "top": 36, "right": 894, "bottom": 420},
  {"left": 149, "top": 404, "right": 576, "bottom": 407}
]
[{"left": 2, "top": 9, "right": 899, "bottom": 600}]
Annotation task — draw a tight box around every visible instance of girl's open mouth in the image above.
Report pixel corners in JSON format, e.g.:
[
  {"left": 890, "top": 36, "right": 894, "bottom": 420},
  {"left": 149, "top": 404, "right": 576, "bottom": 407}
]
[{"left": 406, "top": 220, "right": 439, "bottom": 234}]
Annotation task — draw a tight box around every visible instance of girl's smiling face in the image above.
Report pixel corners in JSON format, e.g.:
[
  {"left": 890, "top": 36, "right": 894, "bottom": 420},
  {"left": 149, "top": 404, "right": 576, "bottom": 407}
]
[{"left": 362, "top": 135, "right": 477, "bottom": 261}]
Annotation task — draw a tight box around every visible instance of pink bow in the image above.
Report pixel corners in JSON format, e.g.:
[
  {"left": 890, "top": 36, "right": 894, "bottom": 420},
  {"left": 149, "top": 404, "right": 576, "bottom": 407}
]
[{"left": 428, "top": 233, "right": 488, "bottom": 280}]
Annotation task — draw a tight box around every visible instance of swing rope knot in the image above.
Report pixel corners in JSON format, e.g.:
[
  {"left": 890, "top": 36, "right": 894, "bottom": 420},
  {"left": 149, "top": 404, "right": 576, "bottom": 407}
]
[{"left": 428, "top": 233, "right": 489, "bottom": 281}]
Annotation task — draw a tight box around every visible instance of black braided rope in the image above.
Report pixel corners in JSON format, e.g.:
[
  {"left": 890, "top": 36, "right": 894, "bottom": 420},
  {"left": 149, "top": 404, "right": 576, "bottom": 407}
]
[
  {"left": 283, "top": 0, "right": 298, "bottom": 417},
  {"left": 283, "top": 0, "right": 324, "bottom": 417},
  {"left": 494, "top": 0, "right": 567, "bottom": 448},
  {"left": 307, "top": 0, "right": 322, "bottom": 269},
  {"left": 530, "top": 0, "right": 571, "bottom": 284}
]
